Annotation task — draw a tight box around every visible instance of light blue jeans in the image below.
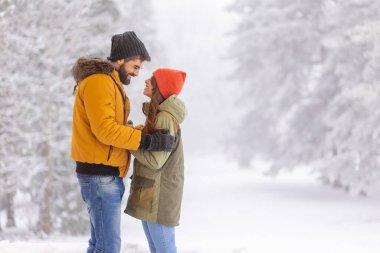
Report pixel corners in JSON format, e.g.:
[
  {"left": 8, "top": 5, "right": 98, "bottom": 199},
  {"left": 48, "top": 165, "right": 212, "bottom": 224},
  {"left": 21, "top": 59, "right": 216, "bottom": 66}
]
[
  {"left": 78, "top": 174, "right": 125, "bottom": 253},
  {"left": 142, "top": 221, "right": 177, "bottom": 253}
]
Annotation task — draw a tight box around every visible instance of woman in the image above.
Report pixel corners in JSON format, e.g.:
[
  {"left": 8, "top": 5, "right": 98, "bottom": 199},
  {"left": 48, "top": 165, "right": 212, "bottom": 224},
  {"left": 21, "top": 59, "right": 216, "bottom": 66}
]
[{"left": 125, "top": 68, "right": 187, "bottom": 253}]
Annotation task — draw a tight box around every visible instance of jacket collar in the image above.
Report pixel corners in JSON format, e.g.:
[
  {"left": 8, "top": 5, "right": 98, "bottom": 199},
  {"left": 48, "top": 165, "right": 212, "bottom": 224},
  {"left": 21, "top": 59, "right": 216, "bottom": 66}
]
[{"left": 72, "top": 57, "right": 114, "bottom": 82}]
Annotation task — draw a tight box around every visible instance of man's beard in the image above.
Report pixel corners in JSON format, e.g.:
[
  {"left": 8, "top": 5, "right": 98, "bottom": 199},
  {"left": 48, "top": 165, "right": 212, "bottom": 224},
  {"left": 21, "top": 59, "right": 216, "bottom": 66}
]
[{"left": 118, "top": 63, "right": 136, "bottom": 85}]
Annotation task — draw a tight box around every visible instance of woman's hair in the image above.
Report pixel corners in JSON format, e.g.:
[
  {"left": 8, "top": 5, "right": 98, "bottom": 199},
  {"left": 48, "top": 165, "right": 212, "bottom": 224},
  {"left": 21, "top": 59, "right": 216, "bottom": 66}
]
[{"left": 143, "top": 76, "right": 164, "bottom": 135}]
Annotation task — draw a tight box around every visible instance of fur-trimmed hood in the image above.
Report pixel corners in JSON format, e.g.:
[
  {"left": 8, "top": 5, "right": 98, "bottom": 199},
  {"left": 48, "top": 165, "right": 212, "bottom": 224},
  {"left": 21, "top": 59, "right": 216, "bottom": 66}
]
[{"left": 72, "top": 57, "right": 115, "bottom": 82}]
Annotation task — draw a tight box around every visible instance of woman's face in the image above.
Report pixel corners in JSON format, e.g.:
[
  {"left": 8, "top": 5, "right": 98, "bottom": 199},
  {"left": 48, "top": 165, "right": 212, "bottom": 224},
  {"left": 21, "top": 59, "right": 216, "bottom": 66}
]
[{"left": 143, "top": 78, "right": 154, "bottom": 98}]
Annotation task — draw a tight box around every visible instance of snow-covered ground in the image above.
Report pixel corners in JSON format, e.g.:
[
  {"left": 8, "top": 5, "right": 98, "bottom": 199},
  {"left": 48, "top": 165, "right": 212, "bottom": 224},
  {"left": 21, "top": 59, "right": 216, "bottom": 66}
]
[{"left": 2, "top": 154, "right": 380, "bottom": 253}]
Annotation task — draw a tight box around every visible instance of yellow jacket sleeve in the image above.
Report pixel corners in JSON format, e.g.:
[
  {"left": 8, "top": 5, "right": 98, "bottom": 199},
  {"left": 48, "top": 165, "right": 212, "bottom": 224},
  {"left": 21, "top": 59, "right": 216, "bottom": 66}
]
[{"left": 81, "top": 74, "right": 141, "bottom": 150}]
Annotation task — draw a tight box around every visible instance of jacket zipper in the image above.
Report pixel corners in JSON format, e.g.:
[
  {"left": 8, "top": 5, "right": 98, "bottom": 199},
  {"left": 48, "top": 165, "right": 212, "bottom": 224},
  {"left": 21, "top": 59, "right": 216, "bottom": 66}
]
[
  {"left": 109, "top": 75, "right": 126, "bottom": 124},
  {"left": 107, "top": 146, "right": 113, "bottom": 161},
  {"left": 107, "top": 75, "right": 126, "bottom": 163}
]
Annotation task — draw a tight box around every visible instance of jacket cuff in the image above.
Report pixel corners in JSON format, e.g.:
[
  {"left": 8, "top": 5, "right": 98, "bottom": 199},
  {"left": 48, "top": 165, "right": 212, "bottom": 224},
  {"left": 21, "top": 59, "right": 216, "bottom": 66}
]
[{"left": 139, "top": 134, "right": 151, "bottom": 150}]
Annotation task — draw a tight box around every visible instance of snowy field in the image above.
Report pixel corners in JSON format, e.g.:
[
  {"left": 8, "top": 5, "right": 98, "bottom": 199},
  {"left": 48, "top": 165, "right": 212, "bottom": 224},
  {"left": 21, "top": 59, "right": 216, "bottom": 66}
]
[{"left": 1, "top": 154, "right": 380, "bottom": 253}]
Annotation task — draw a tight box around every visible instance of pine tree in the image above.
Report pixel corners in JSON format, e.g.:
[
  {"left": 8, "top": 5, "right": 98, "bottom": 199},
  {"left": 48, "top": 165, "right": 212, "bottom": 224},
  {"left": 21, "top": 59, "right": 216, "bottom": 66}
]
[
  {"left": 0, "top": 0, "right": 23, "bottom": 229},
  {"left": 306, "top": 0, "right": 380, "bottom": 195},
  {"left": 229, "top": 0, "right": 380, "bottom": 195},
  {"left": 228, "top": 0, "right": 324, "bottom": 165}
]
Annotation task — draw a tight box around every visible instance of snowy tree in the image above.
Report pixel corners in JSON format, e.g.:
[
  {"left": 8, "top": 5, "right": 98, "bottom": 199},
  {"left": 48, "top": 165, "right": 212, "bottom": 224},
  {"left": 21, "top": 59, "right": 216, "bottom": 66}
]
[
  {"left": 0, "top": 0, "right": 23, "bottom": 229},
  {"left": 270, "top": 0, "right": 380, "bottom": 195},
  {"left": 228, "top": 0, "right": 324, "bottom": 164},
  {"left": 1, "top": 0, "right": 81, "bottom": 235},
  {"left": 304, "top": 0, "right": 380, "bottom": 195},
  {"left": 229, "top": 0, "right": 380, "bottom": 195}
]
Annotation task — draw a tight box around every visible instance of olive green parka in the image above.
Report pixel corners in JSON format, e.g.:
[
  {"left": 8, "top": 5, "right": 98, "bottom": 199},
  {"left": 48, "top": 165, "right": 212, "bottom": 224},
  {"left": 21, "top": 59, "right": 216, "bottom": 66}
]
[{"left": 125, "top": 95, "right": 187, "bottom": 226}]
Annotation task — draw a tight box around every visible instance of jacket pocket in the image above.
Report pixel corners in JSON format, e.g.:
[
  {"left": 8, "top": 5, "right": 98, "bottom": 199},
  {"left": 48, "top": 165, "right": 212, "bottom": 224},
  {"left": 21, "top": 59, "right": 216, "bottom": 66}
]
[
  {"left": 129, "top": 176, "right": 155, "bottom": 210},
  {"left": 99, "top": 175, "right": 116, "bottom": 185},
  {"left": 107, "top": 146, "right": 113, "bottom": 161}
]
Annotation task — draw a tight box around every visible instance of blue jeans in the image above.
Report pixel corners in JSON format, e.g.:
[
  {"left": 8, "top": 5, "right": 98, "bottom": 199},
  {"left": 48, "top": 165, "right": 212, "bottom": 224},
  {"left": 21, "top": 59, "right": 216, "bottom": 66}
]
[
  {"left": 78, "top": 174, "right": 125, "bottom": 253},
  {"left": 142, "top": 221, "right": 177, "bottom": 253}
]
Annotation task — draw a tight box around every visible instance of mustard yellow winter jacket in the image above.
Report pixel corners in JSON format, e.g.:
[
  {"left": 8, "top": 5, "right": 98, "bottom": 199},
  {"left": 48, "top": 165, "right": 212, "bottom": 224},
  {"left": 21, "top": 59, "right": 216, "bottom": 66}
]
[{"left": 71, "top": 57, "right": 142, "bottom": 177}]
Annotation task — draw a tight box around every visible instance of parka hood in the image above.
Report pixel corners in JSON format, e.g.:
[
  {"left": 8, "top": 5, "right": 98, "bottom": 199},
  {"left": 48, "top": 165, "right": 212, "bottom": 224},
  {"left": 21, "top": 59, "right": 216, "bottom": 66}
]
[
  {"left": 72, "top": 57, "right": 115, "bottom": 82},
  {"left": 158, "top": 95, "right": 187, "bottom": 124}
]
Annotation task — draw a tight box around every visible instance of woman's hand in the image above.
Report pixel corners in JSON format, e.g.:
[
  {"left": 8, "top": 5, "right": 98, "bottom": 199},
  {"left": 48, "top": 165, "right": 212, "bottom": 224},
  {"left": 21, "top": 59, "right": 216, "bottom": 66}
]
[{"left": 135, "top": 124, "right": 144, "bottom": 130}]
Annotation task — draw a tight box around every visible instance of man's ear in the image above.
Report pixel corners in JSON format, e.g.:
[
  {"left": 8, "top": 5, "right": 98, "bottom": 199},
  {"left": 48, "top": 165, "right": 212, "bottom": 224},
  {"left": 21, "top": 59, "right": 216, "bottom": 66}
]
[{"left": 114, "top": 59, "right": 125, "bottom": 69}]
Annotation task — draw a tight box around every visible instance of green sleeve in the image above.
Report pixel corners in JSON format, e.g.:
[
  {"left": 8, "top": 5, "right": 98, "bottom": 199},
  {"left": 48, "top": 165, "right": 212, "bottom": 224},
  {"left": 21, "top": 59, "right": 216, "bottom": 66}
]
[{"left": 130, "top": 113, "right": 175, "bottom": 169}]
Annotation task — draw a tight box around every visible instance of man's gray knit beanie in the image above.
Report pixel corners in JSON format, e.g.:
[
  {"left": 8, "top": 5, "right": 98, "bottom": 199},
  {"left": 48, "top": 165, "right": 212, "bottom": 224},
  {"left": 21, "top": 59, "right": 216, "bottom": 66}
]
[{"left": 107, "top": 31, "right": 151, "bottom": 62}]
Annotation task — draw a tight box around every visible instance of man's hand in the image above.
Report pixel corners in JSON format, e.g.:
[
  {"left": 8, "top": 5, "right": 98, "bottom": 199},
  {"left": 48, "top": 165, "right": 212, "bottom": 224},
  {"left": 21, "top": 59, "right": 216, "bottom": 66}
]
[
  {"left": 126, "top": 120, "right": 134, "bottom": 127},
  {"left": 139, "top": 129, "right": 175, "bottom": 151},
  {"left": 126, "top": 120, "right": 143, "bottom": 130}
]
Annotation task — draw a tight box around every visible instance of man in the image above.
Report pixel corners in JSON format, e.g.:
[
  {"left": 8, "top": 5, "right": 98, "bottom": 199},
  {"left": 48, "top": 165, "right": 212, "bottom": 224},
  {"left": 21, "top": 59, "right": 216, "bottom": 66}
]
[{"left": 71, "top": 31, "right": 175, "bottom": 253}]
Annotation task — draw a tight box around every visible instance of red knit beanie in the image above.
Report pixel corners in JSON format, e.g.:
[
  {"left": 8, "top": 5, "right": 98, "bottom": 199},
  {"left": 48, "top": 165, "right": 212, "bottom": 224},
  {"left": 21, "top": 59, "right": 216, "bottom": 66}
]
[{"left": 153, "top": 68, "right": 186, "bottom": 99}]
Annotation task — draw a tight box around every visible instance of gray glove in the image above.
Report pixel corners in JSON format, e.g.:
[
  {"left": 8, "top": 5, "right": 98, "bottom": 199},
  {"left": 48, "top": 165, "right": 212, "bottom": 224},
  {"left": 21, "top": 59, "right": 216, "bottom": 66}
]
[{"left": 139, "top": 129, "right": 175, "bottom": 151}]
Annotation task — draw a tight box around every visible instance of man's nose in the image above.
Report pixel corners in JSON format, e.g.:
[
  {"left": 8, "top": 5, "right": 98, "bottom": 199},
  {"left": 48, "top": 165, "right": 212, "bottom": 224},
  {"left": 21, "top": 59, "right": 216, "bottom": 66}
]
[{"left": 134, "top": 69, "right": 140, "bottom": 76}]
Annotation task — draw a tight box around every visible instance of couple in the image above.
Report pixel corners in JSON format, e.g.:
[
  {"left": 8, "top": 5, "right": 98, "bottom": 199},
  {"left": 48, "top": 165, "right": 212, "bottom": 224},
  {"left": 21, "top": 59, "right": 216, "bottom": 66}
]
[{"left": 71, "top": 31, "right": 187, "bottom": 253}]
